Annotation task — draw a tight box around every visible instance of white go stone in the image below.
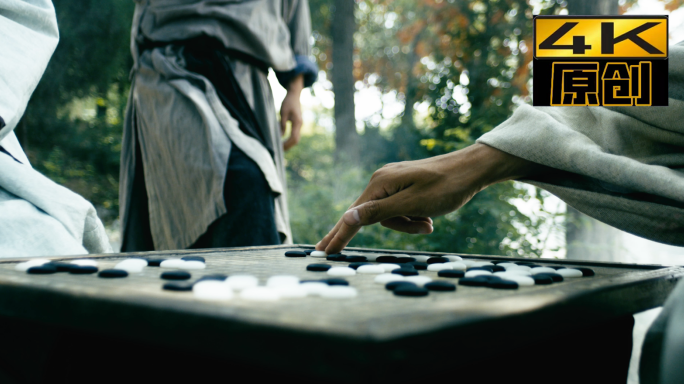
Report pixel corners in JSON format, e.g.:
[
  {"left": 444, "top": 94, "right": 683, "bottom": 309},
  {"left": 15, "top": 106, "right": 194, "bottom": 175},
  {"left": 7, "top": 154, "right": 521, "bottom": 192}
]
[
  {"left": 193, "top": 281, "right": 234, "bottom": 301},
  {"left": 465, "top": 270, "right": 492, "bottom": 278},
  {"left": 556, "top": 268, "right": 583, "bottom": 278},
  {"left": 160, "top": 259, "right": 186, "bottom": 269},
  {"left": 300, "top": 282, "right": 330, "bottom": 296},
  {"left": 444, "top": 262, "right": 467, "bottom": 271},
  {"left": 496, "top": 273, "right": 535, "bottom": 287},
  {"left": 374, "top": 273, "right": 404, "bottom": 284},
  {"left": 530, "top": 267, "right": 557, "bottom": 275},
  {"left": 378, "top": 263, "right": 401, "bottom": 272},
  {"left": 471, "top": 261, "right": 494, "bottom": 267},
  {"left": 460, "top": 260, "right": 478, "bottom": 268},
  {"left": 412, "top": 256, "right": 431, "bottom": 263},
  {"left": 70, "top": 259, "right": 98, "bottom": 267},
  {"left": 276, "top": 285, "right": 308, "bottom": 298},
  {"left": 117, "top": 258, "right": 148, "bottom": 268},
  {"left": 356, "top": 265, "right": 385, "bottom": 274},
  {"left": 497, "top": 263, "right": 519, "bottom": 269},
  {"left": 327, "top": 267, "right": 356, "bottom": 276},
  {"left": 320, "top": 286, "right": 358, "bottom": 299},
  {"left": 404, "top": 276, "right": 432, "bottom": 286},
  {"left": 267, "top": 275, "right": 300, "bottom": 287},
  {"left": 15, "top": 259, "right": 51, "bottom": 271},
  {"left": 225, "top": 275, "right": 259, "bottom": 291},
  {"left": 182, "top": 261, "right": 206, "bottom": 270},
  {"left": 240, "top": 287, "right": 280, "bottom": 301},
  {"left": 364, "top": 254, "right": 379, "bottom": 262},
  {"left": 309, "top": 251, "right": 327, "bottom": 258},
  {"left": 505, "top": 265, "right": 531, "bottom": 272},
  {"left": 115, "top": 262, "right": 144, "bottom": 273},
  {"left": 427, "top": 263, "right": 452, "bottom": 272},
  {"left": 444, "top": 255, "right": 463, "bottom": 262}
]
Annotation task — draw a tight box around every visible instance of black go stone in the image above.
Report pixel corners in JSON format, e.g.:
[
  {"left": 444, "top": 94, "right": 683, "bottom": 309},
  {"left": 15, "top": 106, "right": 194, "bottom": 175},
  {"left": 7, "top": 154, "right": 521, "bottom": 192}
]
[
  {"left": 161, "top": 271, "right": 191, "bottom": 280},
  {"left": 98, "top": 269, "right": 128, "bottom": 278},
  {"left": 69, "top": 265, "right": 98, "bottom": 274},
  {"left": 395, "top": 257, "right": 416, "bottom": 264},
  {"left": 326, "top": 254, "right": 346, "bottom": 261},
  {"left": 394, "top": 285, "right": 429, "bottom": 297},
  {"left": 427, "top": 257, "right": 449, "bottom": 264},
  {"left": 488, "top": 280, "right": 519, "bottom": 289},
  {"left": 468, "top": 266, "right": 495, "bottom": 272},
  {"left": 181, "top": 256, "right": 205, "bottom": 262},
  {"left": 392, "top": 268, "right": 419, "bottom": 276},
  {"left": 348, "top": 262, "right": 371, "bottom": 270},
  {"left": 537, "top": 272, "right": 563, "bottom": 282},
  {"left": 459, "top": 276, "right": 501, "bottom": 287},
  {"left": 425, "top": 281, "right": 457, "bottom": 291},
  {"left": 196, "top": 274, "right": 228, "bottom": 282},
  {"left": 408, "top": 262, "right": 428, "bottom": 270},
  {"left": 551, "top": 266, "right": 566, "bottom": 270},
  {"left": 385, "top": 281, "right": 417, "bottom": 291},
  {"left": 48, "top": 262, "right": 74, "bottom": 272},
  {"left": 345, "top": 255, "right": 367, "bottom": 262},
  {"left": 307, "top": 264, "right": 332, "bottom": 272},
  {"left": 376, "top": 256, "right": 398, "bottom": 263},
  {"left": 285, "top": 251, "right": 307, "bottom": 258},
  {"left": 438, "top": 270, "right": 465, "bottom": 278},
  {"left": 492, "top": 265, "right": 506, "bottom": 272},
  {"left": 531, "top": 274, "right": 554, "bottom": 285},
  {"left": 399, "top": 264, "right": 416, "bottom": 271},
  {"left": 27, "top": 265, "right": 57, "bottom": 274},
  {"left": 576, "top": 267, "right": 595, "bottom": 277},
  {"left": 146, "top": 258, "right": 166, "bottom": 267},
  {"left": 324, "top": 278, "right": 349, "bottom": 286},
  {"left": 163, "top": 282, "right": 194, "bottom": 291}
]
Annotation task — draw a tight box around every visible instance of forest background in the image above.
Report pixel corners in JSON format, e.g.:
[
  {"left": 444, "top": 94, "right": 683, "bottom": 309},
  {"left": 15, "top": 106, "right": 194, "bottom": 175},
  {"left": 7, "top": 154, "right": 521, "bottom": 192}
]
[{"left": 15, "top": 0, "right": 678, "bottom": 257}]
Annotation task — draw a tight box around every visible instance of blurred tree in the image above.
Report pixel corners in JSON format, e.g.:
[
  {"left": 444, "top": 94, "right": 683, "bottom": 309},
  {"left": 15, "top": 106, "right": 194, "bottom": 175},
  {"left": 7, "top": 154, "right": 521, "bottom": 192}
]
[
  {"left": 331, "top": 0, "right": 360, "bottom": 160},
  {"left": 17, "top": 0, "right": 134, "bottom": 222}
]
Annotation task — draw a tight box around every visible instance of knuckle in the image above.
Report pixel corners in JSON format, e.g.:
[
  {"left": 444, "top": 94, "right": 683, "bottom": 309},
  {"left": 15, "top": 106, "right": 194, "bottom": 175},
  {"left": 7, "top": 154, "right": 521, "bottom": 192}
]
[{"left": 364, "top": 200, "right": 380, "bottom": 221}]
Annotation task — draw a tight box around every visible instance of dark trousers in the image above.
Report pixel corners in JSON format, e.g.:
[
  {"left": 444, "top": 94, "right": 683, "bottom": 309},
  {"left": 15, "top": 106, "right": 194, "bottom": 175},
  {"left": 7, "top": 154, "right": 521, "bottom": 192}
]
[{"left": 121, "top": 142, "right": 280, "bottom": 252}]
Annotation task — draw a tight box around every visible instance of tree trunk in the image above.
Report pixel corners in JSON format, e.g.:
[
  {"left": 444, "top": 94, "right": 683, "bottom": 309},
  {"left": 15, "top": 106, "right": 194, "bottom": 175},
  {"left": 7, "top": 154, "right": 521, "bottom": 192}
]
[
  {"left": 331, "top": 0, "right": 358, "bottom": 161},
  {"left": 564, "top": 0, "right": 622, "bottom": 261}
]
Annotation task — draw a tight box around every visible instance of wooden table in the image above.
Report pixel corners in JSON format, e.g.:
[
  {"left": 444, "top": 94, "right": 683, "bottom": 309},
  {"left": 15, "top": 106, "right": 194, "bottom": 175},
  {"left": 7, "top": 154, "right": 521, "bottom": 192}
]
[{"left": 0, "top": 245, "right": 680, "bottom": 384}]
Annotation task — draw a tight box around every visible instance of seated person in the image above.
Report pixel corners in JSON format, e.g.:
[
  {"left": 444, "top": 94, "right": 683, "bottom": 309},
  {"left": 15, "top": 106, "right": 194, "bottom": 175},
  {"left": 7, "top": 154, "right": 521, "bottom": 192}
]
[
  {"left": 317, "top": 43, "right": 684, "bottom": 384},
  {"left": 0, "top": 0, "right": 110, "bottom": 257}
]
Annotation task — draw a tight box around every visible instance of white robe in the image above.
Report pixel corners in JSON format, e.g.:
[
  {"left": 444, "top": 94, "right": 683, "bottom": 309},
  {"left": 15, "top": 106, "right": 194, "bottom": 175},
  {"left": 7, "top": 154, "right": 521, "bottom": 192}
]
[{"left": 0, "top": 0, "right": 111, "bottom": 257}]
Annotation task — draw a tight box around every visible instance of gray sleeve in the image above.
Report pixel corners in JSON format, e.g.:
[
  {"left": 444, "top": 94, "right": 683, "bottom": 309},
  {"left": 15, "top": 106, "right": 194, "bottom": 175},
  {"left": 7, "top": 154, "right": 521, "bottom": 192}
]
[
  {"left": 276, "top": 0, "right": 318, "bottom": 88},
  {"left": 285, "top": 0, "right": 312, "bottom": 57},
  {"left": 0, "top": 0, "right": 59, "bottom": 142},
  {"left": 476, "top": 44, "right": 684, "bottom": 246}
]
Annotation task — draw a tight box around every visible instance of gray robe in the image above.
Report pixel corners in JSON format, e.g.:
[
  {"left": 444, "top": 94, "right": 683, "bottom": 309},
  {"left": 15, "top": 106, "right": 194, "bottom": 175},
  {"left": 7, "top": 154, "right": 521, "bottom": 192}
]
[
  {"left": 477, "top": 42, "right": 684, "bottom": 383},
  {"left": 121, "top": 0, "right": 315, "bottom": 250},
  {"left": 0, "top": 0, "right": 111, "bottom": 257}
]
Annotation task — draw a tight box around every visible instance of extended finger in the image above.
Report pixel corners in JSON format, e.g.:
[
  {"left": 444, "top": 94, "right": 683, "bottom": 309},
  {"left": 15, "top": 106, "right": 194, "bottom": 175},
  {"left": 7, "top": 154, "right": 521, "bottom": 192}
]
[{"left": 323, "top": 221, "right": 362, "bottom": 254}]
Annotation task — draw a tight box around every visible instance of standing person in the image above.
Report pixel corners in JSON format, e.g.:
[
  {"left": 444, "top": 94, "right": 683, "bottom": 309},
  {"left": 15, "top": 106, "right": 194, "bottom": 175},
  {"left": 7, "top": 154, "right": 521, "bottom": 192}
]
[{"left": 120, "top": 0, "right": 317, "bottom": 251}]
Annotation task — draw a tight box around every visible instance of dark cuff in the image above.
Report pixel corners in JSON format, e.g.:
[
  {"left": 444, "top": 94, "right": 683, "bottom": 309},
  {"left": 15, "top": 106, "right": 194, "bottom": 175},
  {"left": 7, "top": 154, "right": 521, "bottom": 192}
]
[{"left": 275, "top": 55, "right": 318, "bottom": 88}]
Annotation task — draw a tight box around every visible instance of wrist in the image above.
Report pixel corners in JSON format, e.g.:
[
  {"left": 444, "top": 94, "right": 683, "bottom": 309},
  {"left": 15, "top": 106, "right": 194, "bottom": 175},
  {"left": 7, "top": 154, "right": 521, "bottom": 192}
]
[
  {"left": 451, "top": 143, "right": 547, "bottom": 188},
  {"left": 287, "top": 74, "right": 305, "bottom": 94}
]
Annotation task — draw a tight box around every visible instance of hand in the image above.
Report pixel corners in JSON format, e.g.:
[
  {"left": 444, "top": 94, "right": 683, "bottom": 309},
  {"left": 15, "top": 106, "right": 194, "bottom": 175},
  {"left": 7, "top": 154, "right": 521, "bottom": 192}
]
[
  {"left": 316, "top": 143, "right": 548, "bottom": 254},
  {"left": 281, "top": 74, "right": 304, "bottom": 151}
]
